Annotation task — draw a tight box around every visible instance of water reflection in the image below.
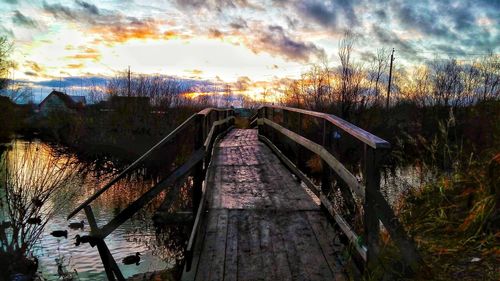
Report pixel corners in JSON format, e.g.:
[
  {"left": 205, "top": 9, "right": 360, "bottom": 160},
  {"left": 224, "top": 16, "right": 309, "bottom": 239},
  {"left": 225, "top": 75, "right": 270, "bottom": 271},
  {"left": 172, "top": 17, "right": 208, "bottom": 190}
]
[{"left": 1, "top": 140, "right": 189, "bottom": 280}]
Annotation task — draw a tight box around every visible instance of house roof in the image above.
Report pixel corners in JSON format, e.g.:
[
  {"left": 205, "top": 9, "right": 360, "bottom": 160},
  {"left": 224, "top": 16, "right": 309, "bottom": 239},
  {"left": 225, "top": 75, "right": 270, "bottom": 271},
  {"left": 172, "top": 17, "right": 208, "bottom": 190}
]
[{"left": 39, "top": 90, "right": 83, "bottom": 109}]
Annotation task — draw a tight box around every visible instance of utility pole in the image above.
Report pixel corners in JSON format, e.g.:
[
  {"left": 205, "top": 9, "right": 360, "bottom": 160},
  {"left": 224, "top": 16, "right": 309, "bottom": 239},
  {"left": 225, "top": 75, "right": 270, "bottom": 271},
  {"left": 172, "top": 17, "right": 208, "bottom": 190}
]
[
  {"left": 127, "top": 66, "right": 131, "bottom": 97},
  {"left": 386, "top": 48, "right": 394, "bottom": 109}
]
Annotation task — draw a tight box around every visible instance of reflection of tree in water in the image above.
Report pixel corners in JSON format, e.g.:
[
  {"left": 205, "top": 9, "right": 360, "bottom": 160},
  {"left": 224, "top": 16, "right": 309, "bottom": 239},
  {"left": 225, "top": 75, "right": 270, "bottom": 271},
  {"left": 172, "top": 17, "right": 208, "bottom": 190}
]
[
  {"left": 106, "top": 181, "right": 193, "bottom": 281},
  {"left": 95, "top": 173, "right": 193, "bottom": 270},
  {"left": 0, "top": 141, "right": 82, "bottom": 279}
]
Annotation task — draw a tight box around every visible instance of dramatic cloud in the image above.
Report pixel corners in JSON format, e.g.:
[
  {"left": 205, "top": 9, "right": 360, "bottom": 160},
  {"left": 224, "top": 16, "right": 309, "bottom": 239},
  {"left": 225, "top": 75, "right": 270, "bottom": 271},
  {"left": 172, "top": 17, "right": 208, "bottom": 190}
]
[
  {"left": 296, "top": 0, "right": 337, "bottom": 27},
  {"left": 251, "top": 25, "right": 326, "bottom": 62},
  {"left": 42, "top": 1, "right": 77, "bottom": 20},
  {"left": 0, "top": 0, "right": 497, "bottom": 86},
  {"left": 174, "top": 0, "right": 258, "bottom": 11},
  {"left": 75, "top": 0, "right": 100, "bottom": 15},
  {"left": 394, "top": 2, "right": 451, "bottom": 38},
  {"left": 12, "top": 10, "right": 37, "bottom": 28}
]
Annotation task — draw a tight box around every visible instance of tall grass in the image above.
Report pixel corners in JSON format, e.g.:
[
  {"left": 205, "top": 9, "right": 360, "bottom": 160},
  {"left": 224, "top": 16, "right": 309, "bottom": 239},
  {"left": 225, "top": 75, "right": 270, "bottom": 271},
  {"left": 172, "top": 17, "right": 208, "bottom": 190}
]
[{"left": 379, "top": 109, "right": 500, "bottom": 280}]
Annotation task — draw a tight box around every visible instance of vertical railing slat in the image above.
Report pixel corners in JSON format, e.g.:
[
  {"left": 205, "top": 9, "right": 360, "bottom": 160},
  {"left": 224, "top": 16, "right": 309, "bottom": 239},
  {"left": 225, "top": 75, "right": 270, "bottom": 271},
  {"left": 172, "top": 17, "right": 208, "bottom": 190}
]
[{"left": 364, "top": 145, "right": 381, "bottom": 268}]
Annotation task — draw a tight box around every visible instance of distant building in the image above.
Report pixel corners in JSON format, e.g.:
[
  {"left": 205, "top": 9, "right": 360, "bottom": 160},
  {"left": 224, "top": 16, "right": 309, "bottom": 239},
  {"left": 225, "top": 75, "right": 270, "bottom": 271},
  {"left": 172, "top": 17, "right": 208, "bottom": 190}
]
[
  {"left": 39, "top": 90, "right": 85, "bottom": 115},
  {"left": 107, "top": 96, "right": 150, "bottom": 111}
]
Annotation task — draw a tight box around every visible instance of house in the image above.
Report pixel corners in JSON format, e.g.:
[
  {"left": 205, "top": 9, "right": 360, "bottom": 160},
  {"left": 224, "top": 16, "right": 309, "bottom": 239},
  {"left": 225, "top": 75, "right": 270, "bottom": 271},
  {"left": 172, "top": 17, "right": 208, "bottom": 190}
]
[
  {"left": 108, "top": 96, "right": 149, "bottom": 108},
  {"left": 39, "top": 90, "right": 85, "bottom": 115}
]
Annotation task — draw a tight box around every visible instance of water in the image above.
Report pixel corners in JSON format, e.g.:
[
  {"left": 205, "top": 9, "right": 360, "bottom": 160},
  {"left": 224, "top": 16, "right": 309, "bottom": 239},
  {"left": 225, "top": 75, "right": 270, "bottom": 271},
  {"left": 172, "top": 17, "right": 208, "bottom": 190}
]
[{"left": 0, "top": 140, "right": 188, "bottom": 280}]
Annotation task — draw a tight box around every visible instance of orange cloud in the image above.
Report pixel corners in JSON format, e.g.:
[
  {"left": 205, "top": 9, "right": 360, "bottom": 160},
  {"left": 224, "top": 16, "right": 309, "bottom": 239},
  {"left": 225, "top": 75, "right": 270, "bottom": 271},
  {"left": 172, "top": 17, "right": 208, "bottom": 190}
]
[
  {"left": 24, "top": 60, "right": 45, "bottom": 73},
  {"left": 66, "top": 63, "right": 84, "bottom": 69},
  {"left": 90, "top": 20, "right": 187, "bottom": 45},
  {"left": 185, "top": 69, "right": 203, "bottom": 76},
  {"left": 65, "top": 47, "right": 101, "bottom": 62}
]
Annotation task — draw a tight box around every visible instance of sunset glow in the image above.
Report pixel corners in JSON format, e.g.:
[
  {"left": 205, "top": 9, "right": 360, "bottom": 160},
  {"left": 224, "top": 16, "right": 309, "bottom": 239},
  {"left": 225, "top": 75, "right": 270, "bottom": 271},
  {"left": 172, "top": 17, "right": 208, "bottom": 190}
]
[{"left": 0, "top": 0, "right": 498, "bottom": 102}]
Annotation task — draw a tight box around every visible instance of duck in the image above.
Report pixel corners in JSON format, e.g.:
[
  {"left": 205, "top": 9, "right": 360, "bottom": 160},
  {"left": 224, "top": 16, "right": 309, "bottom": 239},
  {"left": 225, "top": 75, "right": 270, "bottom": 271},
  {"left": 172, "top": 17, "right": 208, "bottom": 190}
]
[
  {"left": 31, "top": 198, "right": 43, "bottom": 207},
  {"left": 50, "top": 230, "right": 68, "bottom": 238},
  {"left": 27, "top": 217, "right": 42, "bottom": 225},
  {"left": 68, "top": 220, "right": 84, "bottom": 229},
  {"left": 122, "top": 252, "right": 141, "bottom": 265},
  {"left": 74, "top": 234, "right": 99, "bottom": 247},
  {"left": 0, "top": 221, "right": 11, "bottom": 229}
]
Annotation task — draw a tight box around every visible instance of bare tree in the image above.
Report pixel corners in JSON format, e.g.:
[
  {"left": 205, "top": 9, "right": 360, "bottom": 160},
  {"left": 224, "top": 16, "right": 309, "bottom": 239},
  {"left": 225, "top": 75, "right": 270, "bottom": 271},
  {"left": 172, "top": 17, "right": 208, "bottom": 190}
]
[
  {"left": 0, "top": 142, "right": 81, "bottom": 259},
  {"left": 431, "top": 58, "right": 463, "bottom": 107},
  {"left": 0, "top": 37, "right": 13, "bottom": 90},
  {"left": 368, "top": 48, "right": 389, "bottom": 105},
  {"left": 477, "top": 53, "right": 500, "bottom": 101},
  {"left": 338, "top": 30, "right": 363, "bottom": 119}
]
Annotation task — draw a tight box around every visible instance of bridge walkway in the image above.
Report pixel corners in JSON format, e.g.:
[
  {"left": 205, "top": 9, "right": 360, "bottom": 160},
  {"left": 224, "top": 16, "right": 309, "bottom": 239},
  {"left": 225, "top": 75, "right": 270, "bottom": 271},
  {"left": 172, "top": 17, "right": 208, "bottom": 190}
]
[{"left": 187, "top": 129, "right": 348, "bottom": 281}]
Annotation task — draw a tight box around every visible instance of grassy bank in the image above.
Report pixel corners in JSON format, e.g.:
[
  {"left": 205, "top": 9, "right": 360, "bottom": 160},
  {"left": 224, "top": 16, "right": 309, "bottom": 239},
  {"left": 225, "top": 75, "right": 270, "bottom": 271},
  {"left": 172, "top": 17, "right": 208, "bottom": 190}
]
[{"left": 398, "top": 158, "right": 499, "bottom": 280}]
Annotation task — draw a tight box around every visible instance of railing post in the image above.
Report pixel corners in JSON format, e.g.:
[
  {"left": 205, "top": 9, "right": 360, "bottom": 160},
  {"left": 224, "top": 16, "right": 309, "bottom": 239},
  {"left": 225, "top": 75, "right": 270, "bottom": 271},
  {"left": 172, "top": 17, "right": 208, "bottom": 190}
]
[
  {"left": 364, "top": 146, "right": 381, "bottom": 269},
  {"left": 257, "top": 108, "right": 263, "bottom": 136},
  {"left": 192, "top": 114, "right": 204, "bottom": 214},
  {"left": 296, "top": 112, "right": 302, "bottom": 168},
  {"left": 321, "top": 119, "right": 331, "bottom": 195}
]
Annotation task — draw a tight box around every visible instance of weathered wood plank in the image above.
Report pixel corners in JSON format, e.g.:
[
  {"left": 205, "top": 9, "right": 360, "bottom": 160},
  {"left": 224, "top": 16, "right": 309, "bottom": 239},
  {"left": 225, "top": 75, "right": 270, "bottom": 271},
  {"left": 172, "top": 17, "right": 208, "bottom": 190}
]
[
  {"left": 208, "top": 210, "right": 229, "bottom": 281},
  {"left": 184, "top": 129, "right": 349, "bottom": 281},
  {"left": 268, "top": 213, "right": 293, "bottom": 281},
  {"left": 259, "top": 134, "right": 320, "bottom": 196},
  {"left": 305, "top": 211, "right": 347, "bottom": 280},
  {"left": 282, "top": 212, "right": 335, "bottom": 280},
  {"left": 195, "top": 211, "right": 220, "bottom": 281},
  {"left": 223, "top": 210, "right": 239, "bottom": 281},
  {"left": 237, "top": 211, "right": 264, "bottom": 281}
]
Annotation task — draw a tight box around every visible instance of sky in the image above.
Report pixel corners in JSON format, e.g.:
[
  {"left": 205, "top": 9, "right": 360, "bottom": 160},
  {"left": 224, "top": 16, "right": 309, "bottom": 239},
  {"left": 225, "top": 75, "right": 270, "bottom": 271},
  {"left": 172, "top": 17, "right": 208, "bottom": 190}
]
[{"left": 0, "top": 0, "right": 498, "bottom": 102}]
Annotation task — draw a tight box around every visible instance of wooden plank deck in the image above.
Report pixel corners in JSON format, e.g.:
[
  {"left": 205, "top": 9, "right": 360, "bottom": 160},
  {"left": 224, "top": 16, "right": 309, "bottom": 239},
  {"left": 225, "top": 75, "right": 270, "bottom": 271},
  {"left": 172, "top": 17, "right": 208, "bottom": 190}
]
[{"left": 187, "top": 129, "right": 348, "bottom": 281}]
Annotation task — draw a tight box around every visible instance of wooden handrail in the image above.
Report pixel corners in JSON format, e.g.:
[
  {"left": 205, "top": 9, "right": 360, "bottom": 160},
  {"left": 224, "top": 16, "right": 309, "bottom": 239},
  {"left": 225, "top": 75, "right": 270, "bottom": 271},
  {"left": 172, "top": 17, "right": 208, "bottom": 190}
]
[
  {"left": 259, "top": 105, "right": 390, "bottom": 149},
  {"left": 67, "top": 108, "right": 234, "bottom": 220},
  {"left": 262, "top": 118, "right": 365, "bottom": 199},
  {"left": 256, "top": 107, "right": 422, "bottom": 273}
]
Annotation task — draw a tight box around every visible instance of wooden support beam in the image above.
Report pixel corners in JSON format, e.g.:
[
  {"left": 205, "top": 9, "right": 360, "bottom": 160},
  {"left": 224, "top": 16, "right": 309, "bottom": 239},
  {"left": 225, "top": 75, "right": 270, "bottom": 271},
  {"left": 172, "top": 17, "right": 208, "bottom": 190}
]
[
  {"left": 369, "top": 188, "right": 423, "bottom": 273},
  {"left": 96, "top": 240, "right": 125, "bottom": 281},
  {"left": 320, "top": 194, "right": 368, "bottom": 262},
  {"left": 99, "top": 149, "right": 205, "bottom": 238},
  {"left": 84, "top": 205, "right": 100, "bottom": 235}
]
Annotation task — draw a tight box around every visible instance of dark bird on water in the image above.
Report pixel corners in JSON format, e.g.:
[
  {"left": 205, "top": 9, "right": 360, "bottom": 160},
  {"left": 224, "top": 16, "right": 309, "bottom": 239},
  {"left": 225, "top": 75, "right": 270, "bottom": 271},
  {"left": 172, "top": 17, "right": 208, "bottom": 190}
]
[
  {"left": 122, "top": 252, "right": 141, "bottom": 265},
  {"left": 50, "top": 230, "right": 68, "bottom": 238},
  {"left": 27, "top": 217, "right": 42, "bottom": 225},
  {"left": 68, "top": 220, "right": 84, "bottom": 229},
  {"left": 0, "top": 221, "right": 11, "bottom": 229},
  {"left": 31, "top": 197, "right": 43, "bottom": 207},
  {"left": 74, "top": 234, "right": 99, "bottom": 247}
]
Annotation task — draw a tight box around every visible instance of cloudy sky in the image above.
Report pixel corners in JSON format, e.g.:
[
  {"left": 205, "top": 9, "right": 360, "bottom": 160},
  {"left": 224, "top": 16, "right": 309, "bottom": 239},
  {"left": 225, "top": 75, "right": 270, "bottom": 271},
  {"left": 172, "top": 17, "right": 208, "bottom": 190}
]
[{"left": 0, "top": 0, "right": 498, "bottom": 100}]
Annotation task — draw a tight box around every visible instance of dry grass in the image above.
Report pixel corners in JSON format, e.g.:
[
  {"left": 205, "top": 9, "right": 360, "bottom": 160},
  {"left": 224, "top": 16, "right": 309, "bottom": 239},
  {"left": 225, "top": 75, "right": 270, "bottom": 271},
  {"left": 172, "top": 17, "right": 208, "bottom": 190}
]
[{"left": 395, "top": 163, "right": 499, "bottom": 280}]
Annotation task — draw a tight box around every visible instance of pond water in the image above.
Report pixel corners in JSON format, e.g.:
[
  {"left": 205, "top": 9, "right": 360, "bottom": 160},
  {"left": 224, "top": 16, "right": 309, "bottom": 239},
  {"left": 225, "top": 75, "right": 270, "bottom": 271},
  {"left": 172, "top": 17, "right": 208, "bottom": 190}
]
[{"left": 0, "top": 140, "right": 188, "bottom": 280}]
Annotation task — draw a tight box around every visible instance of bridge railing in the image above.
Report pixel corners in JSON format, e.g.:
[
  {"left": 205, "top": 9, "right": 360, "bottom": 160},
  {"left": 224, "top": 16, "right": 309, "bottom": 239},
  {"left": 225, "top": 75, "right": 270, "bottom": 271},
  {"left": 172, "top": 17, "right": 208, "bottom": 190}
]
[
  {"left": 251, "top": 105, "right": 422, "bottom": 273},
  {"left": 67, "top": 108, "right": 235, "bottom": 281}
]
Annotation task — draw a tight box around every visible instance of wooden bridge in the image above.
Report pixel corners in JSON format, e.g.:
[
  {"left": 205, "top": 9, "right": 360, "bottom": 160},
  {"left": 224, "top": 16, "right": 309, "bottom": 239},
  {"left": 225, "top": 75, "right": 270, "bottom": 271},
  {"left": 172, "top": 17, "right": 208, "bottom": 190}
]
[{"left": 67, "top": 106, "right": 422, "bottom": 280}]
